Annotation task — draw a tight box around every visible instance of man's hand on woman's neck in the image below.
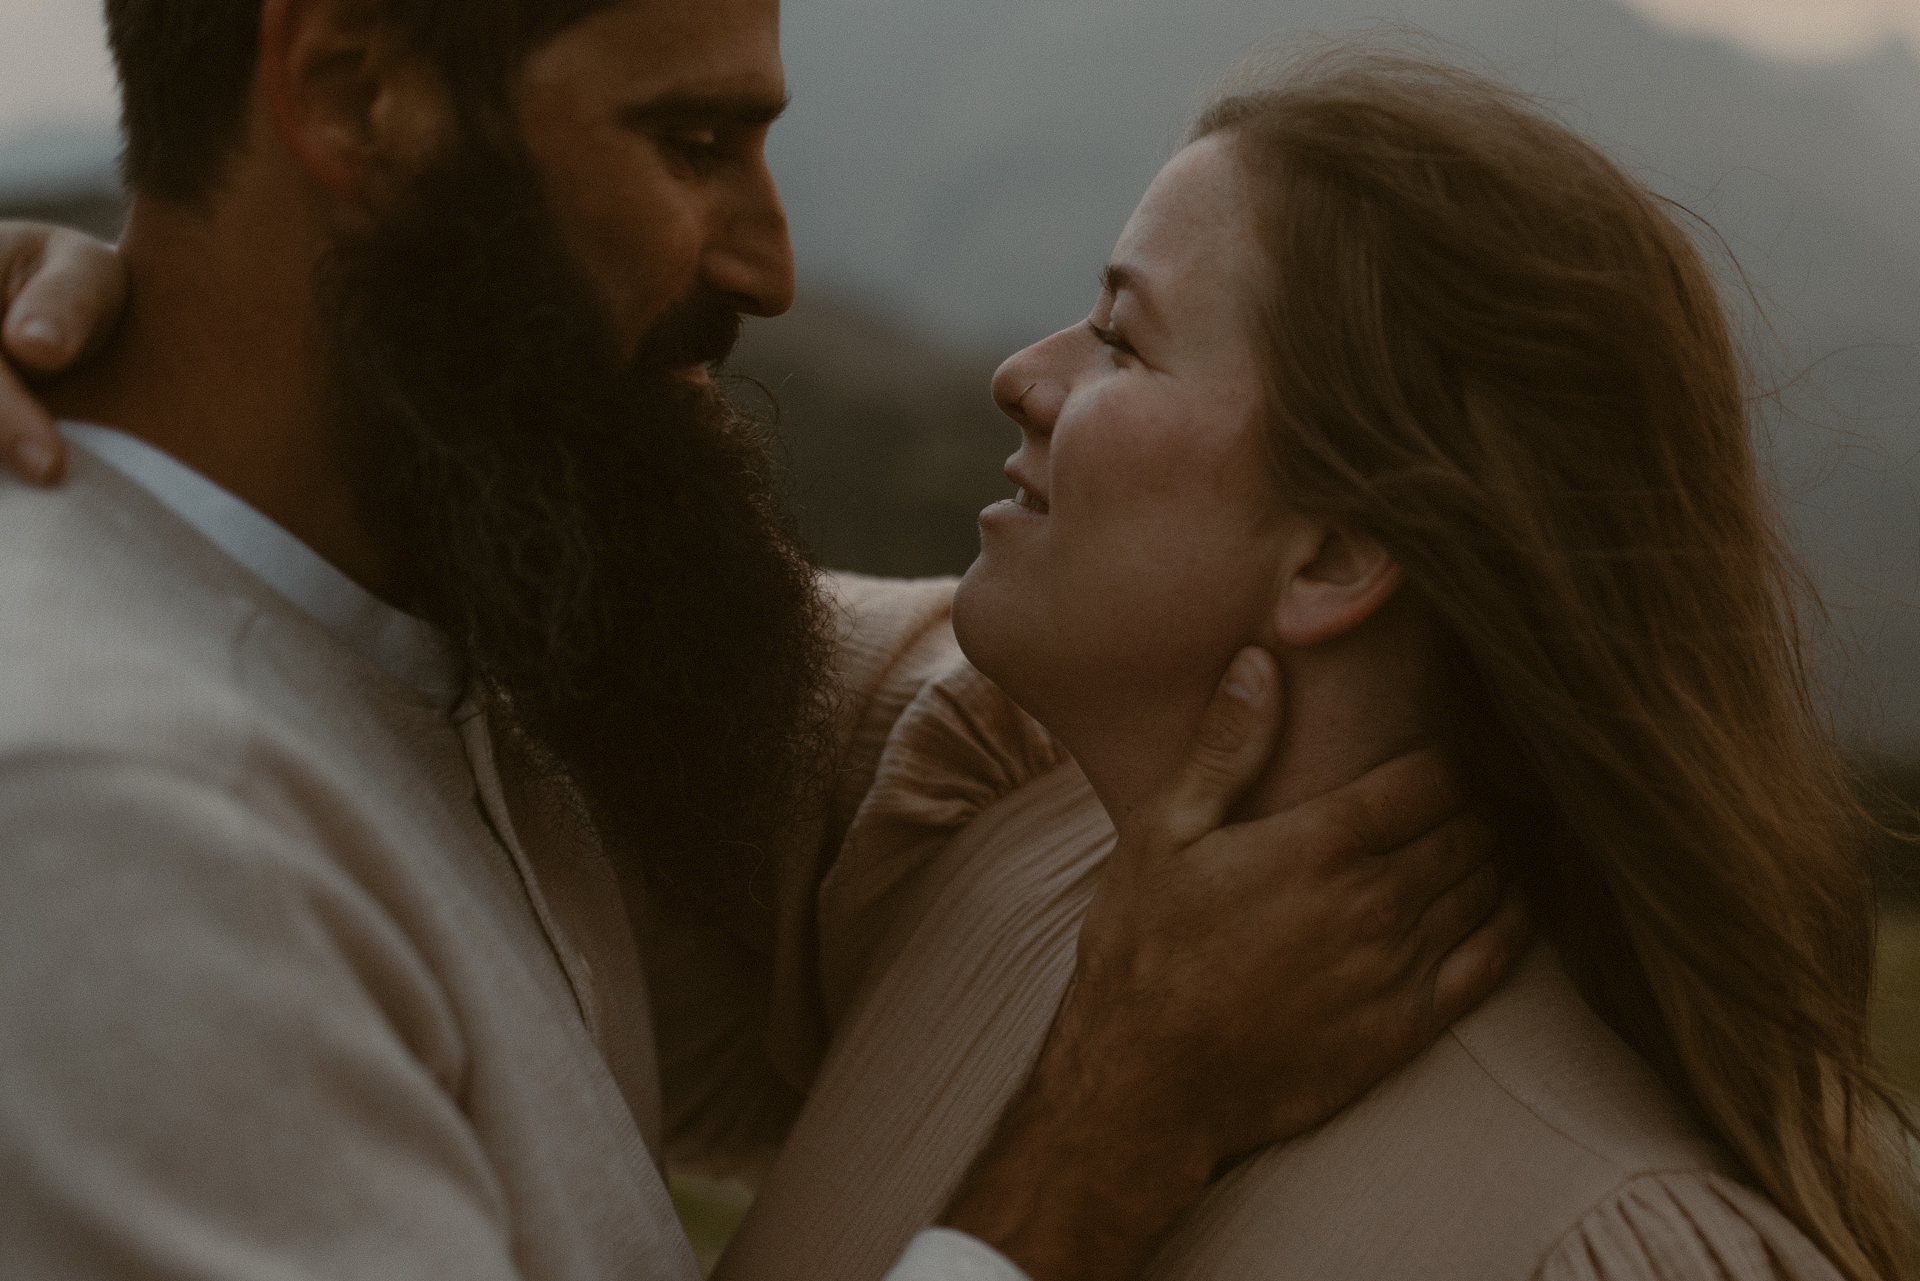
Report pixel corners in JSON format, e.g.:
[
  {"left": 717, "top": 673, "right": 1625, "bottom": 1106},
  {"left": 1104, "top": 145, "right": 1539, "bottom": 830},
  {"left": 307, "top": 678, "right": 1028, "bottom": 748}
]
[
  {"left": 1077, "top": 587, "right": 1448, "bottom": 834},
  {"left": 947, "top": 643, "right": 1522, "bottom": 1281}
]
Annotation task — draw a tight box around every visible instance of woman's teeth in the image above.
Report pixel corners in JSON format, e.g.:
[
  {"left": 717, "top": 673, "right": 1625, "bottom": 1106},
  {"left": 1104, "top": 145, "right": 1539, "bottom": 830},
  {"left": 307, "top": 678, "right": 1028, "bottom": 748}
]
[{"left": 1015, "top": 487, "right": 1050, "bottom": 514}]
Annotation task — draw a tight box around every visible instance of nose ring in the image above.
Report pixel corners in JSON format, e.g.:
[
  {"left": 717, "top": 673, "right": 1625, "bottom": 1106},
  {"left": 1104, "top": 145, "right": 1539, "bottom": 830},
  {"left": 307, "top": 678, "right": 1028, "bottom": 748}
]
[{"left": 1012, "top": 382, "right": 1038, "bottom": 414}]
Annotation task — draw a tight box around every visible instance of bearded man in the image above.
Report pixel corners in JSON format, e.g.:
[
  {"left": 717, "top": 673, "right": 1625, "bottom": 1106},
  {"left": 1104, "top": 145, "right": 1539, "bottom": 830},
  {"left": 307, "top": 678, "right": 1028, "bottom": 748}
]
[{"left": 0, "top": 2, "right": 1523, "bottom": 1278}]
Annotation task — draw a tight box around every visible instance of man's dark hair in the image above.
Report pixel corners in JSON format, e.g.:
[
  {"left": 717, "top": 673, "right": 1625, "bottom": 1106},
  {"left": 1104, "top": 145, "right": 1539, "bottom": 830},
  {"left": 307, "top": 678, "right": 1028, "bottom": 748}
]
[{"left": 105, "top": 0, "right": 616, "bottom": 201}]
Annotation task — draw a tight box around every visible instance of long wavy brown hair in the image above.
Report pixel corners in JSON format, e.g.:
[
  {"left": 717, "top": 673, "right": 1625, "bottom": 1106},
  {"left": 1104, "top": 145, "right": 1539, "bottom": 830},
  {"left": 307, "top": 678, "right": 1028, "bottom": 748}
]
[{"left": 1193, "top": 43, "right": 1913, "bottom": 1279}]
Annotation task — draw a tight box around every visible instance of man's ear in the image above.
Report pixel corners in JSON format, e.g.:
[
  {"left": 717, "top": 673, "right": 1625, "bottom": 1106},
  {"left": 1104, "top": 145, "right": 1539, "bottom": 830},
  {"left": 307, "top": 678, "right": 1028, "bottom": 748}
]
[
  {"left": 1271, "top": 525, "right": 1406, "bottom": 648},
  {"left": 259, "top": 0, "right": 449, "bottom": 207}
]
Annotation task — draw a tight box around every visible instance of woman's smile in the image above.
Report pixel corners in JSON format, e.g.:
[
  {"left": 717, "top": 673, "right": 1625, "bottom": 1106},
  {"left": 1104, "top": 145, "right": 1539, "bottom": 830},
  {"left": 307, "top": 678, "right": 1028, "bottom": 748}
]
[{"left": 979, "top": 462, "right": 1051, "bottom": 523}]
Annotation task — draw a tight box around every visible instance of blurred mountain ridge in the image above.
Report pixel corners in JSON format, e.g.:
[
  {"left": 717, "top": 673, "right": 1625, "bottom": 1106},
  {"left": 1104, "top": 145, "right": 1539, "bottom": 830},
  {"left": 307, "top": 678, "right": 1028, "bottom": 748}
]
[{"left": 770, "top": 0, "right": 1920, "bottom": 341}]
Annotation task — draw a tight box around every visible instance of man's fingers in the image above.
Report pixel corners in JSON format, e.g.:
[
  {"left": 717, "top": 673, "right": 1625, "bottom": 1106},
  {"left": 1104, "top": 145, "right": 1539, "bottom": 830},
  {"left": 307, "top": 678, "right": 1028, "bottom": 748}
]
[
  {"left": 1429, "top": 885, "right": 1530, "bottom": 1027},
  {"left": 0, "top": 358, "right": 61, "bottom": 484},
  {"left": 1377, "top": 810, "right": 1496, "bottom": 912},
  {"left": 4, "top": 228, "right": 125, "bottom": 373},
  {"left": 1144, "top": 648, "right": 1283, "bottom": 848},
  {"left": 1296, "top": 748, "right": 1460, "bottom": 864},
  {"left": 1413, "top": 859, "right": 1504, "bottom": 960}
]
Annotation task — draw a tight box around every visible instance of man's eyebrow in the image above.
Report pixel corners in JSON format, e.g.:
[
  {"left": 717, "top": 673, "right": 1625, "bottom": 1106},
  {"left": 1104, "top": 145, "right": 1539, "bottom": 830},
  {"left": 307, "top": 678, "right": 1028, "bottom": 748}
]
[{"left": 620, "top": 91, "right": 792, "bottom": 128}]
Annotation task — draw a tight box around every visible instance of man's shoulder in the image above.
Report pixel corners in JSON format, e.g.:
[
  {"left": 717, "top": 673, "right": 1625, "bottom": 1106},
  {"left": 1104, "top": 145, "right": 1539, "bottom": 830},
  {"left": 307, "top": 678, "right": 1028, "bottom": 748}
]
[{"left": 0, "top": 456, "right": 290, "bottom": 771}]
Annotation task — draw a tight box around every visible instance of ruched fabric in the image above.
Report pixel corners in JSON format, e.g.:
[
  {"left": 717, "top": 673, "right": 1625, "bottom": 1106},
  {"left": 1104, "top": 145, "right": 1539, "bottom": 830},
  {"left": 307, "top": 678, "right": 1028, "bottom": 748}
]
[{"left": 1540, "top": 1172, "right": 1841, "bottom": 1281}]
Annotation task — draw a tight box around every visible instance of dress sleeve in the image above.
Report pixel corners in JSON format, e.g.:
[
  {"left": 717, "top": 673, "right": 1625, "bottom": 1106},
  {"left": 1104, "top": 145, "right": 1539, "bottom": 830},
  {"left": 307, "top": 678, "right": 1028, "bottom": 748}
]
[
  {"left": 649, "top": 573, "right": 982, "bottom": 1175},
  {"left": 1538, "top": 1171, "right": 1844, "bottom": 1281},
  {"left": 815, "top": 632, "right": 1068, "bottom": 1028}
]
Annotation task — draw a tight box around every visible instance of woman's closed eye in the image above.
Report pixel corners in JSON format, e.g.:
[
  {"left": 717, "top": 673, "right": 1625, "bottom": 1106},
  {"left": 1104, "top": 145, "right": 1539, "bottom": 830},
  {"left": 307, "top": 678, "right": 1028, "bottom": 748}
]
[{"left": 1089, "top": 321, "right": 1139, "bottom": 361}]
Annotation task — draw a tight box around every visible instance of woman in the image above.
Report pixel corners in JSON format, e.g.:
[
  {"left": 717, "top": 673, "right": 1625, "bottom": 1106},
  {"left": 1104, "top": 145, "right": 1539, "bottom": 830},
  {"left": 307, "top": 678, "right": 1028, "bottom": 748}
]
[
  {"left": 706, "top": 44, "right": 1912, "bottom": 1281},
  {"left": 1, "top": 41, "right": 1909, "bottom": 1281}
]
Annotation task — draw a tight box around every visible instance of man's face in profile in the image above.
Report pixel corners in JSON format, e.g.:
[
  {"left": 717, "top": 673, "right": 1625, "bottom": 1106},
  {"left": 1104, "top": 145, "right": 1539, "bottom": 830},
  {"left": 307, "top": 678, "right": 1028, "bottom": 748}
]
[
  {"left": 515, "top": 0, "right": 793, "bottom": 364},
  {"left": 321, "top": 0, "right": 832, "bottom": 890}
]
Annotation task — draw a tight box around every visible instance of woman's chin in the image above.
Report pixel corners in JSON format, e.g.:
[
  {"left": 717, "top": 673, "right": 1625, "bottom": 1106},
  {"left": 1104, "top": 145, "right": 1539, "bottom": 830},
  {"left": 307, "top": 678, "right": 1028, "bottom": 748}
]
[
  {"left": 953, "top": 567, "right": 1065, "bottom": 749},
  {"left": 951, "top": 558, "right": 991, "bottom": 661},
  {"left": 953, "top": 557, "right": 1029, "bottom": 691}
]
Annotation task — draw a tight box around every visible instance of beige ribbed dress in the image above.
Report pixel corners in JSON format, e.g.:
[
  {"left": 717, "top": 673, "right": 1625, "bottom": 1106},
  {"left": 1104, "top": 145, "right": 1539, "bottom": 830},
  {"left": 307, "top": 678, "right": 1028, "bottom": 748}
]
[{"left": 711, "top": 576, "right": 1844, "bottom": 1281}]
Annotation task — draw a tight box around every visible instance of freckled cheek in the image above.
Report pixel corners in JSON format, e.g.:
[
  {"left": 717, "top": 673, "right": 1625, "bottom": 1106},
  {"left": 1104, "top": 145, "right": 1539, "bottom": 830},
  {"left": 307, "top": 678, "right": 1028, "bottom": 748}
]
[
  {"left": 1048, "top": 403, "right": 1275, "bottom": 648},
  {"left": 1051, "top": 406, "right": 1230, "bottom": 550}
]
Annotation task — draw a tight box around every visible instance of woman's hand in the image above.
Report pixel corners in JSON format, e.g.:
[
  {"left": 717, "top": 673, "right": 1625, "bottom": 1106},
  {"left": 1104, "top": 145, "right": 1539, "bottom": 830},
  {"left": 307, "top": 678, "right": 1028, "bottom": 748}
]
[
  {"left": 0, "top": 223, "right": 128, "bottom": 484},
  {"left": 943, "top": 646, "right": 1526, "bottom": 1281}
]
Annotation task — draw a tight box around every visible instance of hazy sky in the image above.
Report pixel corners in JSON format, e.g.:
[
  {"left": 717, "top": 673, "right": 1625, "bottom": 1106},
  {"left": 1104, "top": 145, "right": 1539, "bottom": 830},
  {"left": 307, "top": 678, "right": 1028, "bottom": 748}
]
[
  {"left": 1618, "top": 0, "right": 1920, "bottom": 59},
  {"left": 0, "top": 0, "right": 1912, "bottom": 179},
  {"left": 0, "top": 4, "right": 116, "bottom": 135}
]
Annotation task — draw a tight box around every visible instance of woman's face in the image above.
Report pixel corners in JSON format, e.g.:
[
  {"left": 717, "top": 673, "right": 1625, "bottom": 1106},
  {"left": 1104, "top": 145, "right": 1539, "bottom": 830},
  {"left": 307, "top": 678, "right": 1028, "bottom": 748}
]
[{"left": 954, "top": 135, "right": 1292, "bottom": 738}]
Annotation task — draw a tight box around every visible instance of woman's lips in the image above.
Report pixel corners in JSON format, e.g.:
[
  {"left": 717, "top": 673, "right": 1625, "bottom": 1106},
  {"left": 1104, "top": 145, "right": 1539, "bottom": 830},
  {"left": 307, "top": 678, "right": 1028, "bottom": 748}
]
[
  {"left": 979, "top": 490, "right": 1049, "bottom": 524},
  {"left": 984, "top": 469, "right": 1049, "bottom": 524},
  {"left": 1014, "top": 486, "right": 1050, "bottom": 514}
]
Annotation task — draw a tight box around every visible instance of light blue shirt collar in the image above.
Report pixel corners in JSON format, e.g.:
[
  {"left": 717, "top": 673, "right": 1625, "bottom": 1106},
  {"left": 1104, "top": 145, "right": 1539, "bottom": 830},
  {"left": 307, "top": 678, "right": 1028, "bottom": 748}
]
[{"left": 62, "top": 422, "right": 461, "bottom": 710}]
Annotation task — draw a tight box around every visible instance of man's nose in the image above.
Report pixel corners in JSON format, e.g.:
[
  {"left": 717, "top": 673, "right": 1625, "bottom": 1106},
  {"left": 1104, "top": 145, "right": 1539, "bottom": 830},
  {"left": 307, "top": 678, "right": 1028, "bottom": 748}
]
[{"left": 703, "top": 165, "right": 796, "bottom": 319}]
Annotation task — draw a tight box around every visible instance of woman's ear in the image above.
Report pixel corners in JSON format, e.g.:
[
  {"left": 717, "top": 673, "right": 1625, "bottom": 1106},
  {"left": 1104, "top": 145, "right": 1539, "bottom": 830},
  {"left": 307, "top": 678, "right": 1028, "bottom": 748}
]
[
  {"left": 259, "top": 0, "right": 449, "bottom": 207},
  {"left": 1271, "top": 525, "right": 1406, "bottom": 648}
]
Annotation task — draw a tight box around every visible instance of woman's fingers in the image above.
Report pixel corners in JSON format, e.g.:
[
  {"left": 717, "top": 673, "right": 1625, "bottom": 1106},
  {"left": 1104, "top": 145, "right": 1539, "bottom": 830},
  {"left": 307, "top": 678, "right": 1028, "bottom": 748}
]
[
  {"left": 4, "top": 226, "right": 124, "bottom": 373},
  {"left": 0, "top": 359, "right": 60, "bottom": 483},
  {"left": 0, "top": 223, "right": 63, "bottom": 482},
  {"left": 1137, "top": 647, "right": 1283, "bottom": 850},
  {"left": 0, "top": 224, "right": 126, "bottom": 486}
]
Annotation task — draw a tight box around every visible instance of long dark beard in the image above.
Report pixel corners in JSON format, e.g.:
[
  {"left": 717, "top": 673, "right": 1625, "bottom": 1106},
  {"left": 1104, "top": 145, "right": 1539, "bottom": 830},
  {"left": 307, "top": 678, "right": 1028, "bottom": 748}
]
[{"left": 315, "top": 141, "right": 835, "bottom": 890}]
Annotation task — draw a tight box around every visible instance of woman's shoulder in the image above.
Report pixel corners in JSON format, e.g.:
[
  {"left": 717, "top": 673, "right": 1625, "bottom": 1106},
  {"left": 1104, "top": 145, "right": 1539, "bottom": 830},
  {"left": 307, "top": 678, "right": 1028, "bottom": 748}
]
[
  {"left": 821, "top": 573, "right": 961, "bottom": 736},
  {"left": 818, "top": 571, "right": 1066, "bottom": 834},
  {"left": 1456, "top": 950, "right": 1842, "bottom": 1279},
  {"left": 1536, "top": 1169, "right": 1842, "bottom": 1281},
  {"left": 1447, "top": 945, "right": 1716, "bottom": 1177},
  {"left": 814, "top": 571, "right": 1076, "bottom": 1023},
  {"left": 1150, "top": 947, "right": 1834, "bottom": 1281}
]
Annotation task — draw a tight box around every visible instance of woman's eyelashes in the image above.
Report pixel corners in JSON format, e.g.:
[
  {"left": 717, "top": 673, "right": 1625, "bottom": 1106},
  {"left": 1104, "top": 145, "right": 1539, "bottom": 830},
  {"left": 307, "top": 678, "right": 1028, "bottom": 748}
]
[{"left": 1088, "top": 320, "right": 1138, "bottom": 360}]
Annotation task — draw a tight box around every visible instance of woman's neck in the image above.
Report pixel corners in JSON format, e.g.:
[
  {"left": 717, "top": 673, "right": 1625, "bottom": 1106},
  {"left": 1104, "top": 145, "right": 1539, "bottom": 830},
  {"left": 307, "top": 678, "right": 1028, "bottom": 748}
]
[
  {"left": 1232, "top": 630, "right": 1438, "bottom": 823},
  {"left": 1070, "top": 596, "right": 1444, "bottom": 828}
]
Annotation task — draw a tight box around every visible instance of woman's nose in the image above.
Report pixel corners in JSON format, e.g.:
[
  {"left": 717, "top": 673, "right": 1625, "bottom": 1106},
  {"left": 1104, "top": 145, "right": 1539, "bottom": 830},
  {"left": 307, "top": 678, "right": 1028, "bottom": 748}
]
[{"left": 992, "top": 347, "right": 1057, "bottom": 436}]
